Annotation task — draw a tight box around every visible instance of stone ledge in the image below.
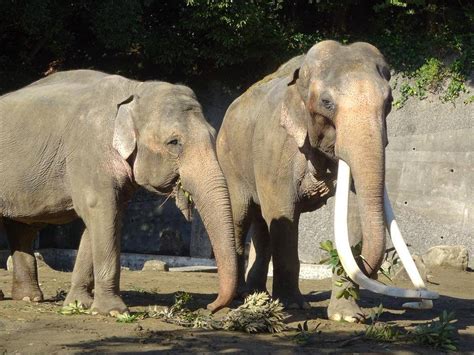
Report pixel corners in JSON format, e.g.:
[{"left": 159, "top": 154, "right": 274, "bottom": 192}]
[
  {"left": 0, "top": 248, "right": 333, "bottom": 280},
  {"left": 0, "top": 248, "right": 216, "bottom": 272}
]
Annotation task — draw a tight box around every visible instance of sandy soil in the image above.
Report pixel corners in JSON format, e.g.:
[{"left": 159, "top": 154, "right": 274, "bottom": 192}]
[{"left": 0, "top": 264, "right": 472, "bottom": 353}]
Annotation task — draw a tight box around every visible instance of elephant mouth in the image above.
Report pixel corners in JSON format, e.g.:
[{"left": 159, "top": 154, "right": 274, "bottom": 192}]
[{"left": 173, "top": 179, "right": 194, "bottom": 222}]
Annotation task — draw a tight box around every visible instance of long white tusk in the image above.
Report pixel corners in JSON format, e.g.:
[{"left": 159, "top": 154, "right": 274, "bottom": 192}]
[
  {"left": 334, "top": 159, "right": 438, "bottom": 300},
  {"left": 384, "top": 187, "right": 435, "bottom": 309}
]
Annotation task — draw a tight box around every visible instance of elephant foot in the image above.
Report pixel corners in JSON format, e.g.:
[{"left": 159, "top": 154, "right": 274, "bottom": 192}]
[
  {"left": 64, "top": 288, "right": 94, "bottom": 309},
  {"left": 12, "top": 283, "right": 44, "bottom": 302},
  {"left": 273, "top": 290, "right": 310, "bottom": 310},
  {"left": 12, "top": 288, "right": 44, "bottom": 302},
  {"left": 327, "top": 296, "right": 365, "bottom": 323},
  {"left": 91, "top": 295, "right": 128, "bottom": 316},
  {"left": 0, "top": 289, "right": 4, "bottom": 300}
]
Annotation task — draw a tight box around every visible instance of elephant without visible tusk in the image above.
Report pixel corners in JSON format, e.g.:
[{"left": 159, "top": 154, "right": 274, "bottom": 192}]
[{"left": 334, "top": 159, "right": 438, "bottom": 308}]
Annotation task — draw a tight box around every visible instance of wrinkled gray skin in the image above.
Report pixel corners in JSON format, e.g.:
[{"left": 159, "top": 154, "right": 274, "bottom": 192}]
[
  {"left": 217, "top": 41, "right": 392, "bottom": 322},
  {"left": 0, "top": 70, "right": 237, "bottom": 314}
]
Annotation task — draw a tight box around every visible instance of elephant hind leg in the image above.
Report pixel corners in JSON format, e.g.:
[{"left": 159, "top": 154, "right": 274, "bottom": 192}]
[
  {"left": 245, "top": 212, "right": 271, "bottom": 294},
  {"left": 266, "top": 214, "right": 309, "bottom": 309},
  {"left": 4, "top": 220, "right": 43, "bottom": 302}
]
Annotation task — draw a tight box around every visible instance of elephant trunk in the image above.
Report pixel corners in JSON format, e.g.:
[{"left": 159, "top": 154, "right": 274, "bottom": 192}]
[
  {"left": 180, "top": 145, "right": 237, "bottom": 312},
  {"left": 337, "top": 115, "right": 386, "bottom": 277}
]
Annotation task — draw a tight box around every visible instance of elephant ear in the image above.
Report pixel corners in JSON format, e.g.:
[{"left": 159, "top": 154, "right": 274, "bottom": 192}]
[
  {"left": 113, "top": 95, "right": 137, "bottom": 160},
  {"left": 280, "top": 71, "right": 309, "bottom": 148}
]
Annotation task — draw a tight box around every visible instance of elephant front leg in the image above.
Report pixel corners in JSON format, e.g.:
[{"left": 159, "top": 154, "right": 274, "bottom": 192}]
[
  {"left": 266, "top": 213, "right": 309, "bottom": 309},
  {"left": 81, "top": 202, "right": 127, "bottom": 315},
  {"left": 4, "top": 220, "right": 43, "bottom": 302},
  {"left": 64, "top": 228, "right": 94, "bottom": 308}
]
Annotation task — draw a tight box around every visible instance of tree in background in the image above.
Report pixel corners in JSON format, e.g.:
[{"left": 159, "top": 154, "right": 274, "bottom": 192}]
[{"left": 0, "top": 0, "right": 472, "bottom": 103}]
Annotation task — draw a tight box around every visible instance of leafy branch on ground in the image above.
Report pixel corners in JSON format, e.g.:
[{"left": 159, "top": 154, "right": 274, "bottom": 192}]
[
  {"left": 365, "top": 305, "right": 459, "bottom": 351},
  {"left": 291, "top": 321, "right": 321, "bottom": 346},
  {"left": 411, "top": 310, "right": 459, "bottom": 351},
  {"left": 148, "top": 291, "right": 217, "bottom": 329},
  {"left": 365, "top": 304, "right": 404, "bottom": 341},
  {"left": 222, "top": 292, "right": 288, "bottom": 333},
  {"left": 116, "top": 312, "right": 147, "bottom": 324},
  {"left": 148, "top": 291, "right": 288, "bottom": 333},
  {"left": 59, "top": 301, "right": 147, "bottom": 323},
  {"left": 58, "top": 301, "right": 90, "bottom": 316}
]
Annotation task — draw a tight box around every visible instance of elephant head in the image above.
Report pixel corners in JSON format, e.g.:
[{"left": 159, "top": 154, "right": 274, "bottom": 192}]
[
  {"left": 281, "top": 40, "right": 392, "bottom": 277},
  {"left": 112, "top": 82, "right": 237, "bottom": 311}
]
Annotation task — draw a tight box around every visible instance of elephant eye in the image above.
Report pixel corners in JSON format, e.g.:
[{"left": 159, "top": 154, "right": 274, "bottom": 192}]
[
  {"left": 166, "top": 137, "right": 183, "bottom": 155},
  {"left": 322, "top": 99, "right": 334, "bottom": 111}
]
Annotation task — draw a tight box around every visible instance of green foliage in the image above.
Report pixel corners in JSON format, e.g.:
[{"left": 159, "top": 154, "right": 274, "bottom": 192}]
[
  {"left": 148, "top": 291, "right": 215, "bottom": 329},
  {"left": 464, "top": 95, "right": 474, "bottom": 105},
  {"left": 148, "top": 291, "right": 288, "bottom": 333},
  {"left": 411, "top": 310, "right": 458, "bottom": 351},
  {"left": 93, "top": 0, "right": 143, "bottom": 51},
  {"left": 364, "top": 306, "right": 459, "bottom": 351},
  {"left": 58, "top": 301, "right": 90, "bottom": 316},
  {"left": 379, "top": 249, "right": 400, "bottom": 282},
  {"left": 319, "top": 240, "right": 360, "bottom": 300},
  {"left": 0, "top": 0, "right": 472, "bottom": 99},
  {"left": 292, "top": 321, "right": 321, "bottom": 345},
  {"left": 115, "top": 312, "right": 145, "bottom": 323},
  {"left": 393, "top": 57, "right": 470, "bottom": 109},
  {"left": 365, "top": 304, "right": 403, "bottom": 341},
  {"left": 222, "top": 292, "right": 288, "bottom": 333}
]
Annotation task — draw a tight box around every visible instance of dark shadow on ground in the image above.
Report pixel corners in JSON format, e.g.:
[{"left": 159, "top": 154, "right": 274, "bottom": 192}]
[{"left": 59, "top": 326, "right": 474, "bottom": 353}]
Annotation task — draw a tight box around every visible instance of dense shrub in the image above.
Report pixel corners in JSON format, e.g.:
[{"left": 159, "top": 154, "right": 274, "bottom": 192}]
[{"left": 0, "top": 0, "right": 472, "bottom": 102}]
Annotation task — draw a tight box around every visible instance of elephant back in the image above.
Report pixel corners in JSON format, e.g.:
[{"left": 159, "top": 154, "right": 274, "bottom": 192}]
[{"left": 247, "top": 54, "right": 305, "bottom": 92}]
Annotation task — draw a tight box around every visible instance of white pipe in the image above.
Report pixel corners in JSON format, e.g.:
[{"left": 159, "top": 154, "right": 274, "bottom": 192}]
[
  {"left": 334, "top": 160, "right": 438, "bottom": 300},
  {"left": 384, "top": 187, "right": 434, "bottom": 309}
]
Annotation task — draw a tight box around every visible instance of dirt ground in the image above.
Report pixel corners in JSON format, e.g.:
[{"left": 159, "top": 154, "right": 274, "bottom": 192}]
[{"left": 0, "top": 264, "right": 473, "bottom": 354}]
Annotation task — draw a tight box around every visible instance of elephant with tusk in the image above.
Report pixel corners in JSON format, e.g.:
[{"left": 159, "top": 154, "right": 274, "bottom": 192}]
[
  {"left": 0, "top": 70, "right": 237, "bottom": 315},
  {"left": 217, "top": 40, "right": 437, "bottom": 322}
]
